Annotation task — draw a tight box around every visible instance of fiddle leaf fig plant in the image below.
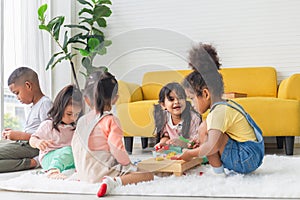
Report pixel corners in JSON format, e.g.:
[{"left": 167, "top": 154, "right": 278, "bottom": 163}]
[{"left": 38, "top": 0, "right": 112, "bottom": 89}]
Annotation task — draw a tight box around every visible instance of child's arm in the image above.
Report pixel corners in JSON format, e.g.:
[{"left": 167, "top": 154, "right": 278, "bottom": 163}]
[
  {"left": 1, "top": 129, "right": 32, "bottom": 141},
  {"left": 29, "top": 136, "right": 52, "bottom": 151},
  {"left": 177, "top": 129, "right": 223, "bottom": 161}
]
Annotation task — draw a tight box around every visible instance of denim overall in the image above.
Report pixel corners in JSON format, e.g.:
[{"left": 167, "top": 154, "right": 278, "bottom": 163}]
[{"left": 210, "top": 100, "right": 265, "bottom": 174}]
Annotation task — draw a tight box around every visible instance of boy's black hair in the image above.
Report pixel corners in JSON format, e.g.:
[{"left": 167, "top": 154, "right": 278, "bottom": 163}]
[
  {"left": 154, "top": 82, "right": 201, "bottom": 143},
  {"left": 48, "top": 85, "right": 83, "bottom": 131},
  {"left": 7, "top": 66, "right": 39, "bottom": 86},
  {"left": 95, "top": 72, "right": 118, "bottom": 115}
]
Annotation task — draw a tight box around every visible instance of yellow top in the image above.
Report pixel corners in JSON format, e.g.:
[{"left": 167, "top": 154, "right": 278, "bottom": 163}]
[{"left": 206, "top": 102, "right": 257, "bottom": 142}]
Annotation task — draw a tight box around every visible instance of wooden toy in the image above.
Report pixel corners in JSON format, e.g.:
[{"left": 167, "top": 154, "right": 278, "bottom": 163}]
[{"left": 137, "top": 157, "right": 202, "bottom": 176}]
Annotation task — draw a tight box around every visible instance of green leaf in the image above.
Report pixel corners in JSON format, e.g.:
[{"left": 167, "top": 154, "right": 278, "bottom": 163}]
[
  {"left": 79, "top": 8, "right": 93, "bottom": 16},
  {"left": 79, "top": 71, "right": 88, "bottom": 78},
  {"left": 65, "top": 53, "right": 77, "bottom": 60},
  {"left": 62, "top": 31, "right": 69, "bottom": 52},
  {"left": 96, "top": 18, "right": 106, "bottom": 27},
  {"left": 98, "top": 0, "right": 112, "bottom": 5},
  {"left": 51, "top": 55, "right": 68, "bottom": 69},
  {"left": 39, "top": 24, "right": 50, "bottom": 32},
  {"left": 82, "top": 57, "right": 92, "bottom": 69},
  {"left": 65, "top": 24, "right": 90, "bottom": 32},
  {"left": 47, "top": 16, "right": 64, "bottom": 31},
  {"left": 94, "top": 5, "right": 112, "bottom": 18},
  {"left": 52, "top": 16, "right": 65, "bottom": 40},
  {"left": 77, "top": 0, "right": 93, "bottom": 7},
  {"left": 38, "top": 4, "right": 48, "bottom": 23},
  {"left": 97, "top": 47, "right": 107, "bottom": 55},
  {"left": 104, "top": 40, "right": 112, "bottom": 47},
  {"left": 68, "top": 33, "right": 86, "bottom": 45},
  {"left": 91, "top": 27, "right": 104, "bottom": 36},
  {"left": 79, "top": 49, "right": 90, "bottom": 56},
  {"left": 88, "top": 38, "right": 100, "bottom": 51},
  {"left": 46, "top": 51, "right": 64, "bottom": 70},
  {"left": 79, "top": 17, "right": 94, "bottom": 26}
]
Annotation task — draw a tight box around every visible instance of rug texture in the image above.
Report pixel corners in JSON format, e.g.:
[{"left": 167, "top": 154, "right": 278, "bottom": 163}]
[{"left": 0, "top": 155, "right": 299, "bottom": 198}]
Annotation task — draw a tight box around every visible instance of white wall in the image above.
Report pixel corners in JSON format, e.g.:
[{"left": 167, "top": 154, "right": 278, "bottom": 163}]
[{"left": 77, "top": 0, "right": 300, "bottom": 85}]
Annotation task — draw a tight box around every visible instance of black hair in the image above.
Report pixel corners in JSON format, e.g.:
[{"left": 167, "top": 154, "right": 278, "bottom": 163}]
[
  {"left": 48, "top": 85, "right": 83, "bottom": 131},
  {"left": 188, "top": 43, "right": 221, "bottom": 70},
  {"left": 8, "top": 66, "right": 39, "bottom": 86},
  {"left": 83, "top": 71, "right": 104, "bottom": 108},
  {"left": 154, "top": 82, "right": 201, "bottom": 143},
  {"left": 94, "top": 72, "right": 118, "bottom": 115},
  {"left": 187, "top": 43, "right": 224, "bottom": 98},
  {"left": 182, "top": 70, "right": 224, "bottom": 98}
]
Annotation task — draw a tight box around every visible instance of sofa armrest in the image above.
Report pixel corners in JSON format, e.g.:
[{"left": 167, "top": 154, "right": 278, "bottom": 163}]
[
  {"left": 117, "top": 80, "right": 143, "bottom": 104},
  {"left": 278, "top": 74, "right": 300, "bottom": 100}
]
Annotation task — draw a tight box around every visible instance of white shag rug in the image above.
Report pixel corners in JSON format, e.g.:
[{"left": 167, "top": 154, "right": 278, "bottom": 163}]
[{"left": 0, "top": 155, "right": 299, "bottom": 198}]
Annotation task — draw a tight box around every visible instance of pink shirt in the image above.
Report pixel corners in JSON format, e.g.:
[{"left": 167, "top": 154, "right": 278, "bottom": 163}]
[
  {"left": 31, "top": 120, "right": 75, "bottom": 162},
  {"left": 88, "top": 113, "right": 130, "bottom": 165},
  {"left": 163, "top": 110, "right": 201, "bottom": 140}
]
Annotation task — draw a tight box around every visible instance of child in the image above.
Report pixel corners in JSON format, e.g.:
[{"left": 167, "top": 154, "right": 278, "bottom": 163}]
[
  {"left": 0, "top": 67, "right": 52, "bottom": 172},
  {"left": 71, "top": 72, "right": 154, "bottom": 197},
  {"left": 179, "top": 70, "right": 264, "bottom": 175},
  {"left": 154, "top": 82, "right": 202, "bottom": 149},
  {"left": 29, "top": 85, "right": 83, "bottom": 179}
]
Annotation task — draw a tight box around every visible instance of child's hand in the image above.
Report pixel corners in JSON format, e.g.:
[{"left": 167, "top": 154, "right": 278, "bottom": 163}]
[
  {"left": 35, "top": 140, "right": 53, "bottom": 151},
  {"left": 154, "top": 143, "right": 164, "bottom": 151},
  {"left": 187, "top": 138, "right": 200, "bottom": 149},
  {"left": 2, "top": 129, "right": 22, "bottom": 141},
  {"left": 176, "top": 149, "right": 193, "bottom": 162}
]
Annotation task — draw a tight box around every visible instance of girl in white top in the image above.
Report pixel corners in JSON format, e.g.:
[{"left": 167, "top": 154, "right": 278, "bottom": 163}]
[{"left": 154, "top": 82, "right": 202, "bottom": 149}]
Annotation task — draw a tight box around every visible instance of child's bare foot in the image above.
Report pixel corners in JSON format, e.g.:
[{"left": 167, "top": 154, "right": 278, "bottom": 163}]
[{"left": 46, "top": 169, "right": 67, "bottom": 180}]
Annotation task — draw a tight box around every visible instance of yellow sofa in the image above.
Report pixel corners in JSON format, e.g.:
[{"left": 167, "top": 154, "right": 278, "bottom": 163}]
[{"left": 116, "top": 67, "right": 300, "bottom": 155}]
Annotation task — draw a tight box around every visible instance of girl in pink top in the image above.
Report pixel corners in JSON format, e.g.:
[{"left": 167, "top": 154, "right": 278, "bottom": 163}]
[
  {"left": 30, "top": 85, "right": 83, "bottom": 179},
  {"left": 71, "top": 72, "right": 153, "bottom": 197},
  {"left": 154, "top": 82, "right": 202, "bottom": 149}
]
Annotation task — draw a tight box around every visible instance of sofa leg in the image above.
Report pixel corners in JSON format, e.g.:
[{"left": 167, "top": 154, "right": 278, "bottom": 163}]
[
  {"left": 124, "top": 137, "right": 133, "bottom": 155},
  {"left": 141, "top": 137, "right": 148, "bottom": 149},
  {"left": 276, "top": 136, "right": 285, "bottom": 149},
  {"left": 285, "top": 136, "right": 295, "bottom": 156}
]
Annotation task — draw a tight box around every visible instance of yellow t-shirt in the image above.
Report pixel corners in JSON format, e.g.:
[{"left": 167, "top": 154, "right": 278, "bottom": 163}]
[{"left": 206, "top": 102, "right": 257, "bottom": 142}]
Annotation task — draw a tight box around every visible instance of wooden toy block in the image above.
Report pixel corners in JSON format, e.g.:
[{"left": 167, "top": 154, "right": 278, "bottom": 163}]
[{"left": 137, "top": 157, "right": 203, "bottom": 176}]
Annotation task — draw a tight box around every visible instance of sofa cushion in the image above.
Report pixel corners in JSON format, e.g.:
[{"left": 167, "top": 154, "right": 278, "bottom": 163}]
[
  {"left": 141, "top": 70, "right": 192, "bottom": 100},
  {"left": 116, "top": 100, "right": 157, "bottom": 137},
  {"left": 235, "top": 97, "right": 300, "bottom": 137},
  {"left": 220, "top": 67, "right": 277, "bottom": 97},
  {"left": 278, "top": 74, "right": 300, "bottom": 100}
]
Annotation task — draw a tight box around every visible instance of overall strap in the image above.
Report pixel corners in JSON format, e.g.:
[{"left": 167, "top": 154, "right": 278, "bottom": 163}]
[
  {"left": 210, "top": 100, "right": 263, "bottom": 140},
  {"left": 79, "top": 112, "right": 112, "bottom": 146}
]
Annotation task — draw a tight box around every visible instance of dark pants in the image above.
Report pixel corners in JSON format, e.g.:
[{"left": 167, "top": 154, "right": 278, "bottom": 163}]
[{"left": 0, "top": 140, "right": 39, "bottom": 173}]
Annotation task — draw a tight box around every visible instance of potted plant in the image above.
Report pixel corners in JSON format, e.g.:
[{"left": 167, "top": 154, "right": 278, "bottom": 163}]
[{"left": 37, "top": 0, "right": 112, "bottom": 89}]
